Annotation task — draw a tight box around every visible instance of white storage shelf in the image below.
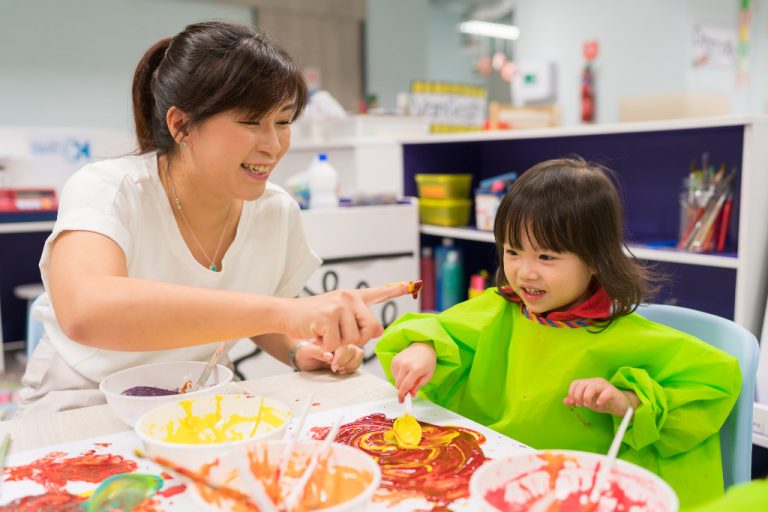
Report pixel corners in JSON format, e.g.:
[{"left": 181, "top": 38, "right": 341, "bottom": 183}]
[
  {"left": 419, "top": 225, "right": 739, "bottom": 269},
  {"left": 402, "top": 116, "right": 768, "bottom": 338}
]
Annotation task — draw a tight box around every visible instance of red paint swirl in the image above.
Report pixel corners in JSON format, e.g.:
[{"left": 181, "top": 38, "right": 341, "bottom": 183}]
[
  {"left": 4, "top": 450, "right": 138, "bottom": 491},
  {"left": 0, "top": 490, "right": 84, "bottom": 512},
  {"left": 484, "top": 452, "right": 650, "bottom": 512},
  {"left": 310, "top": 413, "right": 487, "bottom": 507}
]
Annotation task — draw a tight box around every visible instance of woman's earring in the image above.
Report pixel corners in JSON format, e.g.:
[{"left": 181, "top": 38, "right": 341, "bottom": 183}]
[{"left": 179, "top": 141, "right": 188, "bottom": 149}]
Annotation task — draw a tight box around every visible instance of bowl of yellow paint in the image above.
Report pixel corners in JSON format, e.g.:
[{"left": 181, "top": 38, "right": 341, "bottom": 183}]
[
  {"left": 134, "top": 394, "right": 291, "bottom": 470},
  {"left": 100, "top": 360, "right": 234, "bottom": 427},
  {"left": 190, "top": 439, "right": 381, "bottom": 511},
  {"left": 470, "top": 450, "right": 678, "bottom": 512}
]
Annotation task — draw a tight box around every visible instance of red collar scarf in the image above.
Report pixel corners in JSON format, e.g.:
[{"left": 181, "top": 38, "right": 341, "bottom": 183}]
[{"left": 500, "top": 285, "right": 612, "bottom": 323}]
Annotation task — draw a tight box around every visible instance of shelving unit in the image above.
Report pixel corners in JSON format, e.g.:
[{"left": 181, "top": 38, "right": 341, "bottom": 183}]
[
  {"left": 401, "top": 116, "right": 768, "bottom": 337},
  {"left": 420, "top": 224, "right": 740, "bottom": 269}
]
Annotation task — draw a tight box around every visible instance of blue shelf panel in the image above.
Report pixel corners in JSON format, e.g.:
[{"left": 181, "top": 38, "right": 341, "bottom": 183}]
[
  {"left": 0, "top": 231, "right": 50, "bottom": 343},
  {"left": 645, "top": 261, "right": 736, "bottom": 320},
  {"left": 0, "top": 211, "right": 58, "bottom": 223},
  {"left": 404, "top": 126, "right": 744, "bottom": 254}
]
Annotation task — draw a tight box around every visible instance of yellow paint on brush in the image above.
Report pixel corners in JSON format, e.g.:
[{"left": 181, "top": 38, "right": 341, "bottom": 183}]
[{"left": 153, "top": 395, "right": 286, "bottom": 444}]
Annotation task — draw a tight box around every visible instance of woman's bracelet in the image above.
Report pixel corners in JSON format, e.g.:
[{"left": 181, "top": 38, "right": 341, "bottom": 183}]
[{"left": 288, "top": 340, "right": 311, "bottom": 371}]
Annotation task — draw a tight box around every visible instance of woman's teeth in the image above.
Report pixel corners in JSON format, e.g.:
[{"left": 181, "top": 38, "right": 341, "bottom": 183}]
[{"left": 242, "top": 163, "right": 269, "bottom": 175}]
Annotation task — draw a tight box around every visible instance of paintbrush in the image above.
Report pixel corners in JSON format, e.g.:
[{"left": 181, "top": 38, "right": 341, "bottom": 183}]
[
  {"left": 134, "top": 448, "right": 259, "bottom": 508},
  {"left": 0, "top": 433, "right": 11, "bottom": 495},
  {"left": 272, "top": 392, "right": 314, "bottom": 490},
  {"left": 282, "top": 415, "right": 343, "bottom": 511},
  {"left": 193, "top": 341, "right": 226, "bottom": 391},
  {"left": 589, "top": 406, "right": 634, "bottom": 503},
  {"left": 232, "top": 450, "right": 278, "bottom": 512}
]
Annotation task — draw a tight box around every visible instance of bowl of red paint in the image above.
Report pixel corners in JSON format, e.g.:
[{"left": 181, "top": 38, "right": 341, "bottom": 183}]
[
  {"left": 100, "top": 360, "right": 233, "bottom": 427},
  {"left": 190, "top": 439, "right": 381, "bottom": 512},
  {"left": 470, "top": 450, "right": 678, "bottom": 512}
]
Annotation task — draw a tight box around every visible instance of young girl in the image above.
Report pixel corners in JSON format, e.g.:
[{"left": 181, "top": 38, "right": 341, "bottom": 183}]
[
  {"left": 18, "top": 21, "right": 410, "bottom": 416},
  {"left": 375, "top": 158, "right": 741, "bottom": 509}
]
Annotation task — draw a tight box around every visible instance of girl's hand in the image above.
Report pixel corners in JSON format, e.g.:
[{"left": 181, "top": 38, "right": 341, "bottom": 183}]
[
  {"left": 390, "top": 342, "right": 436, "bottom": 402},
  {"left": 564, "top": 377, "right": 640, "bottom": 417},
  {"left": 283, "top": 283, "right": 413, "bottom": 353},
  {"left": 295, "top": 341, "right": 365, "bottom": 375}
]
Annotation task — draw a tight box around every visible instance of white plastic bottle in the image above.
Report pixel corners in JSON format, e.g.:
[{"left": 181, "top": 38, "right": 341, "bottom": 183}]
[{"left": 308, "top": 152, "right": 339, "bottom": 209}]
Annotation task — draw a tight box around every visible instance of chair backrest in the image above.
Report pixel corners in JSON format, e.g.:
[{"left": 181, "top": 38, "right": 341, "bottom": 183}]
[
  {"left": 637, "top": 304, "right": 759, "bottom": 488},
  {"left": 26, "top": 294, "right": 46, "bottom": 361}
]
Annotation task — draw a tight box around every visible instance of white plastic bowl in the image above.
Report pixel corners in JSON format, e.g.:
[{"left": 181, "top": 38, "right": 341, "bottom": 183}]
[
  {"left": 100, "top": 361, "right": 233, "bottom": 427},
  {"left": 190, "top": 439, "right": 381, "bottom": 512},
  {"left": 135, "top": 394, "right": 291, "bottom": 470},
  {"left": 470, "top": 450, "right": 678, "bottom": 512}
]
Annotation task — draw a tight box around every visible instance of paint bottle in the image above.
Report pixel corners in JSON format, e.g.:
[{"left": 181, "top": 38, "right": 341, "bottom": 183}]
[
  {"left": 419, "top": 246, "right": 436, "bottom": 312},
  {"left": 468, "top": 270, "right": 489, "bottom": 299},
  {"left": 308, "top": 152, "right": 339, "bottom": 209},
  {"left": 440, "top": 248, "right": 464, "bottom": 310},
  {"left": 434, "top": 238, "right": 454, "bottom": 311}
]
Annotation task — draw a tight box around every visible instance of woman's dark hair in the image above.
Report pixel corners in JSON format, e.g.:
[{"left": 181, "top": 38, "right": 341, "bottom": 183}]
[
  {"left": 132, "top": 21, "right": 307, "bottom": 153},
  {"left": 493, "top": 157, "right": 656, "bottom": 324}
]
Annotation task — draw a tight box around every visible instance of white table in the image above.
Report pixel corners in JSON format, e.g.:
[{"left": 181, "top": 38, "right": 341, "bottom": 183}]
[{"left": 0, "top": 370, "right": 394, "bottom": 454}]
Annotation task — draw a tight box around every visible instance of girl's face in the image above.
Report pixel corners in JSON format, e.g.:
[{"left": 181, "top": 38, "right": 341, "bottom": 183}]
[
  {"left": 503, "top": 234, "right": 594, "bottom": 314},
  {"left": 184, "top": 102, "right": 294, "bottom": 201}
]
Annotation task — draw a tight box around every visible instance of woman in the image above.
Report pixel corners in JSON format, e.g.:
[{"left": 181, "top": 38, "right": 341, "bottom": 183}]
[{"left": 18, "top": 21, "right": 409, "bottom": 416}]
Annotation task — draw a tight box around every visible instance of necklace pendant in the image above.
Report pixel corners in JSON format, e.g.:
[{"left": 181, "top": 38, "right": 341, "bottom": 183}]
[{"left": 210, "top": 265, "right": 217, "bottom": 271}]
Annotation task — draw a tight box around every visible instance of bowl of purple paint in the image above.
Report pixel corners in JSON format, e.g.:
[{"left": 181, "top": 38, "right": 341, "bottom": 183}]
[{"left": 99, "top": 360, "right": 233, "bottom": 427}]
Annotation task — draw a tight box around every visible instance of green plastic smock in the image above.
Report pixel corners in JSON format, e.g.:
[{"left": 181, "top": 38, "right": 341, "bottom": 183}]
[
  {"left": 691, "top": 478, "right": 768, "bottom": 511},
  {"left": 375, "top": 288, "right": 741, "bottom": 509}
]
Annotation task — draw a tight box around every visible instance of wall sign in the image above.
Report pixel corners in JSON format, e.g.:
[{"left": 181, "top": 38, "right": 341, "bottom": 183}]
[
  {"left": 693, "top": 22, "right": 737, "bottom": 68},
  {"left": 409, "top": 81, "right": 486, "bottom": 133}
]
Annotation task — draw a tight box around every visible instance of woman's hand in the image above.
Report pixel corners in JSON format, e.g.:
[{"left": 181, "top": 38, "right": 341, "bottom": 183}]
[
  {"left": 390, "top": 342, "right": 436, "bottom": 402},
  {"left": 294, "top": 341, "right": 364, "bottom": 374},
  {"left": 280, "top": 282, "right": 414, "bottom": 353},
  {"left": 564, "top": 377, "right": 640, "bottom": 417}
]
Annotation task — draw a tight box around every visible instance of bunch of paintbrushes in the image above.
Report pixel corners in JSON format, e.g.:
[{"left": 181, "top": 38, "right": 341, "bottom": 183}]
[{"left": 677, "top": 154, "right": 736, "bottom": 253}]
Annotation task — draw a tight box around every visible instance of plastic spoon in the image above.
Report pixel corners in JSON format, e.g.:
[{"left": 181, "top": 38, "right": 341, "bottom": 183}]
[
  {"left": 272, "top": 392, "right": 315, "bottom": 490},
  {"left": 283, "top": 415, "right": 343, "bottom": 511},
  {"left": 589, "top": 406, "right": 634, "bottom": 503},
  {"left": 232, "top": 451, "right": 277, "bottom": 512},
  {"left": 392, "top": 393, "right": 422, "bottom": 448},
  {"left": 193, "top": 342, "right": 225, "bottom": 391}
]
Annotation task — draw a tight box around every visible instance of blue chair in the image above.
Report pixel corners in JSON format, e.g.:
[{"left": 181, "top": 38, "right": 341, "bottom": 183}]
[
  {"left": 26, "top": 294, "right": 46, "bottom": 361},
  {"left": 637, "top": 303, "right": 759, "bottom": 488}
]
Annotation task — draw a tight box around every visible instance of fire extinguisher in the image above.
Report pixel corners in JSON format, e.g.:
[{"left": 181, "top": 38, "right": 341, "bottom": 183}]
[{"left": 581, "top": 40, "right": 598, "bottom": 124}]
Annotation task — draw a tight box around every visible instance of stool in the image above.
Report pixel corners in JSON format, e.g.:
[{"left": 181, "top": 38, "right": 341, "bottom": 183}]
[{"left": 13, "top": 283, "right": 45, "bottom": 360}]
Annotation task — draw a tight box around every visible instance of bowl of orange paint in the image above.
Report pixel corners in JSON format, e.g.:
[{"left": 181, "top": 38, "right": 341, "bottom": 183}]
[
  {"left": 470, "top": 450, "right": 678, "bottom": 512},
  {"left": 135, "top": 394, "right": 291, "bottom": 470},
  {"left": 190, "top": 439, "right": 381, "bottom": 511},
  {"left": 100, "top": 360, "right": 234, "bottom": 427}
]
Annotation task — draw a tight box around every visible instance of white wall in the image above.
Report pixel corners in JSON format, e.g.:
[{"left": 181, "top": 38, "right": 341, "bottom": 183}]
[
  {"left": 366, "top": 0, "right": 767, "bottom": 124},
  {"left": 514, "top": 0, "right": 766, "bottom": 124},
  {"left": 365, "top": 0, "right": 430, "bottom": 111},
  {"left": 0, "top": 0, "right": 253, "bottom": 132}
]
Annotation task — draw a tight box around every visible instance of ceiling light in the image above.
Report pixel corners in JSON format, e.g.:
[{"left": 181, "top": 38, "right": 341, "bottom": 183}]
[{"left": 458, "top": 20, "right": 520, "bottom": 40}]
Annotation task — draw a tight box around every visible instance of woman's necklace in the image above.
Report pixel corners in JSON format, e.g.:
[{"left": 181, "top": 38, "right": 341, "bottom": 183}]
[{"left": 167, "top": 171, "right": 233, "bottom": 272}]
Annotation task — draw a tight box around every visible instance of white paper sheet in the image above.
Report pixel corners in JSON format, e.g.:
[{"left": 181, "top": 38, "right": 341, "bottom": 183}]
[{"left": 0, "top": 397, "right": 532, "bottom": 511}]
